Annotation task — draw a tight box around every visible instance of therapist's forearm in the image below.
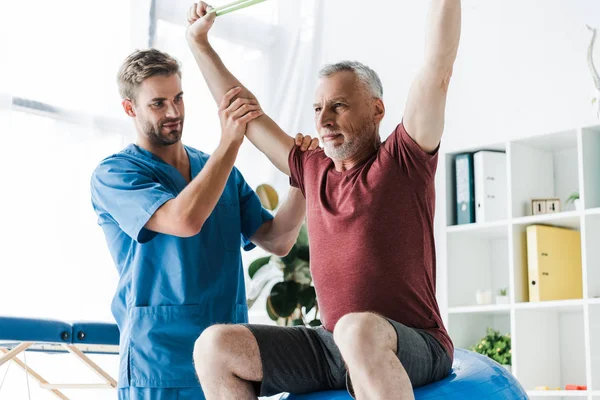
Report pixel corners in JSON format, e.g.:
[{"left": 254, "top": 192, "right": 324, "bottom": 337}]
[
  {"left": 252, "top": 188, "right": 306, "bottom": 256},
  {"left": 188, "top": 38, "right": 294, "bottom": 175},
  {"left": 172, "top": 138, "right": 241, "bottom": 235}
]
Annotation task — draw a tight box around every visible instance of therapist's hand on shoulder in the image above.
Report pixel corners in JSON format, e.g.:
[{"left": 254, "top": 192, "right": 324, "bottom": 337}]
[
  {"left": 295, "top": 133, "right": 320, "bottom": 152},
  {"left": 219, "top": 86, "right": 263, "bottom": 146}
]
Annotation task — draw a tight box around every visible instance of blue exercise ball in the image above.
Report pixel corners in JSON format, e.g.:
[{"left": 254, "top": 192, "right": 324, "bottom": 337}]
[{"left": 280, "top": 349, "right": 527, "bottom": 400}]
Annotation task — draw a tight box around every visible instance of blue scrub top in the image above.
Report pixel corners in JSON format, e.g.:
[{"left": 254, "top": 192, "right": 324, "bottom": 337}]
[{"left": 90, "top": 144, "right": 272, "bottom": 389}]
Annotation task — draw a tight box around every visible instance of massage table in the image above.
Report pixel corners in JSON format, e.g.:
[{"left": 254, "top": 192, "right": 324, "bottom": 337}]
[{"left": 0, "top": 316, "right": 119, "bottom": 399}]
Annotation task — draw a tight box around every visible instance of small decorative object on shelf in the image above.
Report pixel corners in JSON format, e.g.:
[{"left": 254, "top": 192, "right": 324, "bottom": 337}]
[
  {"left": 471, "top": 328, "right": 511, "bottom": 369},
  {"left": 531, "top": 198, "right": 560, "bottom": 215},
  {"left": 537, "top": 384, "right": 589, "bottom": 391},
  {"left": 496, "top": 288, "right": 509, "bottom": 304},
  {"left": 565, "top": 192, "right": 581, "bottom": 211},
  {"left": 565, "top": 384, "right": 587, "bottom": 390},
  {"left": 475, "top": 289, "right": 493, "bottom": 305}
]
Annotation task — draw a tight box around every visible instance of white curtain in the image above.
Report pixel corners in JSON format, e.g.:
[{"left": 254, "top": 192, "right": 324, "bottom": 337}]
[
  {"left": 0, "top": 0, "right": 142, "bottom": 322},
  {"left": 263, "top": 0, "right": 325, "bottom": 193}
]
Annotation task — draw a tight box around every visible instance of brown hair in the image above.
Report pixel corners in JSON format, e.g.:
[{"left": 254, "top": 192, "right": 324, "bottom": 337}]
[{"left": 117, "top": 49, "right": 181, "bottom": 102}]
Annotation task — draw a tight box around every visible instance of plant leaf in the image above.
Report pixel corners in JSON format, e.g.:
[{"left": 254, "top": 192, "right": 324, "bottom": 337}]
[
  {"left": 269, "top": 281, "right": 300, "bottom": 318},
  {"left": 281, "top": 245, "right": 299, "bottom": 266},
  {"left": 266, "top": 296, "right": 279, "bottom": 321},
  {"left": 249, "top": 256, "right": 272, "bottom": 279},
  {"left": 309, "top": 319, "right": 321, "bottom": 327},
  {"left": 298, "top": 286, "right": 316, "bottom": 313},
  {"left": 283, "top": 259, "right": 302, "bottom": 280},
  {"left": 296, "top": 224, "right": 309, "bottom": 247},
  {"left": 292, "top": 263, "right": 312, "bottom": 285},
  {"left": 292, "top": 319, "right": 304, "bottom": 326},
  {"left": 297, "top": 245, "right": 310, "bottom": 261},
  {"left": 247, "top": 277, "right": 279, "bottom": 309}
]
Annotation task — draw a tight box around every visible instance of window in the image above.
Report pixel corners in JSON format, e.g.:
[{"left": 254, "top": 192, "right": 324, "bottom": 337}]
[{"left": 0, "top": 0, "right": 133, "bottom": 321}]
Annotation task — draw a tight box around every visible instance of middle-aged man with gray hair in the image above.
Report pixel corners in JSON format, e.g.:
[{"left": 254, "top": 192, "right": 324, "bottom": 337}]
[{"left": 185, "top": 1, "right": 461, "bottom": 398}]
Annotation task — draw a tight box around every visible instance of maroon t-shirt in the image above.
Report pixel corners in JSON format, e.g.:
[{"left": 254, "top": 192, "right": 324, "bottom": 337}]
[{"left": 289, "top": 122, "right": 453, "bottom": 359}]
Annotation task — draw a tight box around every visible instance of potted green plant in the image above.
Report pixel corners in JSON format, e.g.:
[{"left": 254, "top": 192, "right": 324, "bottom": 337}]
[
  {"left": 471, "top": 328, "right": 512, "bottom": 372},
  {"left": 247, "top": 184, "right": 320, "bottom": 327},
  {"left": 566, "top": 192, "right": 581, "bottom": 211},
  {"left": 496, "top": 288, "right": 509, "bottom": 305}
]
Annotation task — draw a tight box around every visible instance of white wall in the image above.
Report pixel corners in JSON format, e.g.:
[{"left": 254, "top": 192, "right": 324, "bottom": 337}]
[{"left": 319, "top": 0, "right": 600, "bottom": 319}]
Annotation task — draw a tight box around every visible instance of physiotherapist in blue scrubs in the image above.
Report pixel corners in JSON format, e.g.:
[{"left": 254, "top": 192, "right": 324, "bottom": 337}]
[{"left": 90, "top": 49, "right": 318, "bottom": 400}]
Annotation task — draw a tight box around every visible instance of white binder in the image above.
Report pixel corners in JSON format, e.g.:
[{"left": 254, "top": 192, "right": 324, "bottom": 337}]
[{"left": 474, "top": 151, "right": 507, "bottom": 222}]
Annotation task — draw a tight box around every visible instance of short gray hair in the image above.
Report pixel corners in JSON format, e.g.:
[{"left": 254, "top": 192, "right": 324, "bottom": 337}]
[{"left": 318, "top": 61, "right": 383, "bottom": 99}]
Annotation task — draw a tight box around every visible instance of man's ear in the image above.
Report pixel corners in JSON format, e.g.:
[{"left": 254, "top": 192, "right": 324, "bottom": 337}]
[
  {"left": 122, "top": 98, "right": 136, "bottom": 117},
  {"left": 374, "top": 98, "right": 385, "bottom": 124}
]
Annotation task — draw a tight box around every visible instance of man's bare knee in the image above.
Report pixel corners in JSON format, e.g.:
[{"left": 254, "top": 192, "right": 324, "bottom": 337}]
[
  {"left": 193, "top": 325, "right": 262, "bottom": 382},
  {"left": 194, "top": 325, "right": 231, "bottom": 373},
  {"left": 334, "top": 313, "right": 396, "bottom": 363}
]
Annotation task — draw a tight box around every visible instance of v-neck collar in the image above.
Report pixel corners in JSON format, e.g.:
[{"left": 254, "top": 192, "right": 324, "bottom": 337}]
[{"left": 125, "top": 144, "right": 201, "bottom": 188}]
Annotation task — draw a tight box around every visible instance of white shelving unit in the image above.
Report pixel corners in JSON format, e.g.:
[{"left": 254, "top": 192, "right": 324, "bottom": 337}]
[{"left": 442, "top": 124, "right": 600, "bottom": 399}]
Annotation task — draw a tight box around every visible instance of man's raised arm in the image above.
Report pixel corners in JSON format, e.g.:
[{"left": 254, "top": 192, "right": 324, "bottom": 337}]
[
  {"left": 186, "top": 1, "right": 294, "bottom": 175},
  {"left": 403, "top": 0, "right": 461, "bottom": 153}
]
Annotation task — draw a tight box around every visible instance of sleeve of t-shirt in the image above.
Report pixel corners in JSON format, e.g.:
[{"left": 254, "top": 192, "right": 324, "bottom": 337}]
[
  {"left": 235, "top": 168, "right": 274, "bottom": 251},
  {"left": 90, "top": 157, "right": 175, "bottom": 244},
  {"left": 288, "top": 145, "right": 311, "bottom": 197},
  {"left": 383, "top": 122, "right": 439, "bottom": 183}
]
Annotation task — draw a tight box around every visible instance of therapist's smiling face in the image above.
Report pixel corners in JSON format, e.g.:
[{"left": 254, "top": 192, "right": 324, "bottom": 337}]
[{"left": 134, "top": 74, "right": 185, "bottom": 146}]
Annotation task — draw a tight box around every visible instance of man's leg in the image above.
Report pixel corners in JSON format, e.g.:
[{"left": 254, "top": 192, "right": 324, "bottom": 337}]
[
  {"left": 334, "top": 312, "right": 412, "bottom": 399},
  {"left": 193, "top": 325, "right": 260, "bottom": 399},
  {"left": 194, "top": 324, "right": 346, "bottom": 400},
  {"left": 333, "top": 312, "right": 451, "bottom": 399}
]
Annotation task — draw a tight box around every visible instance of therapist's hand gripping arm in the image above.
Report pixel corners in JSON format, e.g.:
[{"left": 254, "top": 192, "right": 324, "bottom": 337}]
[
  {"left": 145, "top": 87, "right": 262, "bottom": 237},
  {"left": 186, "top": 1, "right": 296, "bottom": 176}
]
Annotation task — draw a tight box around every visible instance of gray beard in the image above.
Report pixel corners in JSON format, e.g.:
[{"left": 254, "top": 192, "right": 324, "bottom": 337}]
[{"left": 323, "top": 120, "right": 377, "bottom": 161}]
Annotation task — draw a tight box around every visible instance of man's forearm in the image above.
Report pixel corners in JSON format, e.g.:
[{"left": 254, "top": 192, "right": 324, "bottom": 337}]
[
  {"left": 173, "top": 140, "right": 241, "bottom": 231},
  {"left": 189, "top": 40, "right": 247, "bottom": 104},
  {"left": 251, "top": 187, "right": 306, "bottom": 255},
  {"left": 189, "top": 39, "right": 294, "bottom": 175},
  {"left": 425, "top": 0, "right": 461, "bottom": 72}
]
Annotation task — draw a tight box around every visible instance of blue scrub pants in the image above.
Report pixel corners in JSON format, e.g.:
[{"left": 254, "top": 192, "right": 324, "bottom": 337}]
[{"left": 118, "top": 387, "right": 205, "bottom": 400}]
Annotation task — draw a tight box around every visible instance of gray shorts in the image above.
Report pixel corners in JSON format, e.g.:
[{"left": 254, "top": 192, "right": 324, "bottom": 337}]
[{"left": 244, "top": 317, "right": 452, "bottom": 397}]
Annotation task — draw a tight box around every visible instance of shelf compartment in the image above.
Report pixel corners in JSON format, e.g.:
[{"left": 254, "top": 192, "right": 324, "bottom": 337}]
[
  {"left": 447, "top": 311, "right": 510, "bottom": 352},
  {"left": 514, "top": 308, "right": 587, "bottom": 392},
  {"left": 509, "top": 129, "right": 579, "bottom": 218},
  {"left": 447, "top": 227, "right": 509, "bottom": 308},
  {"left": 511, "top": 223, "right": 583, "bottom": 304},
  {"left": 445, "top": 143, "right": 507, "bottom": 227}
]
